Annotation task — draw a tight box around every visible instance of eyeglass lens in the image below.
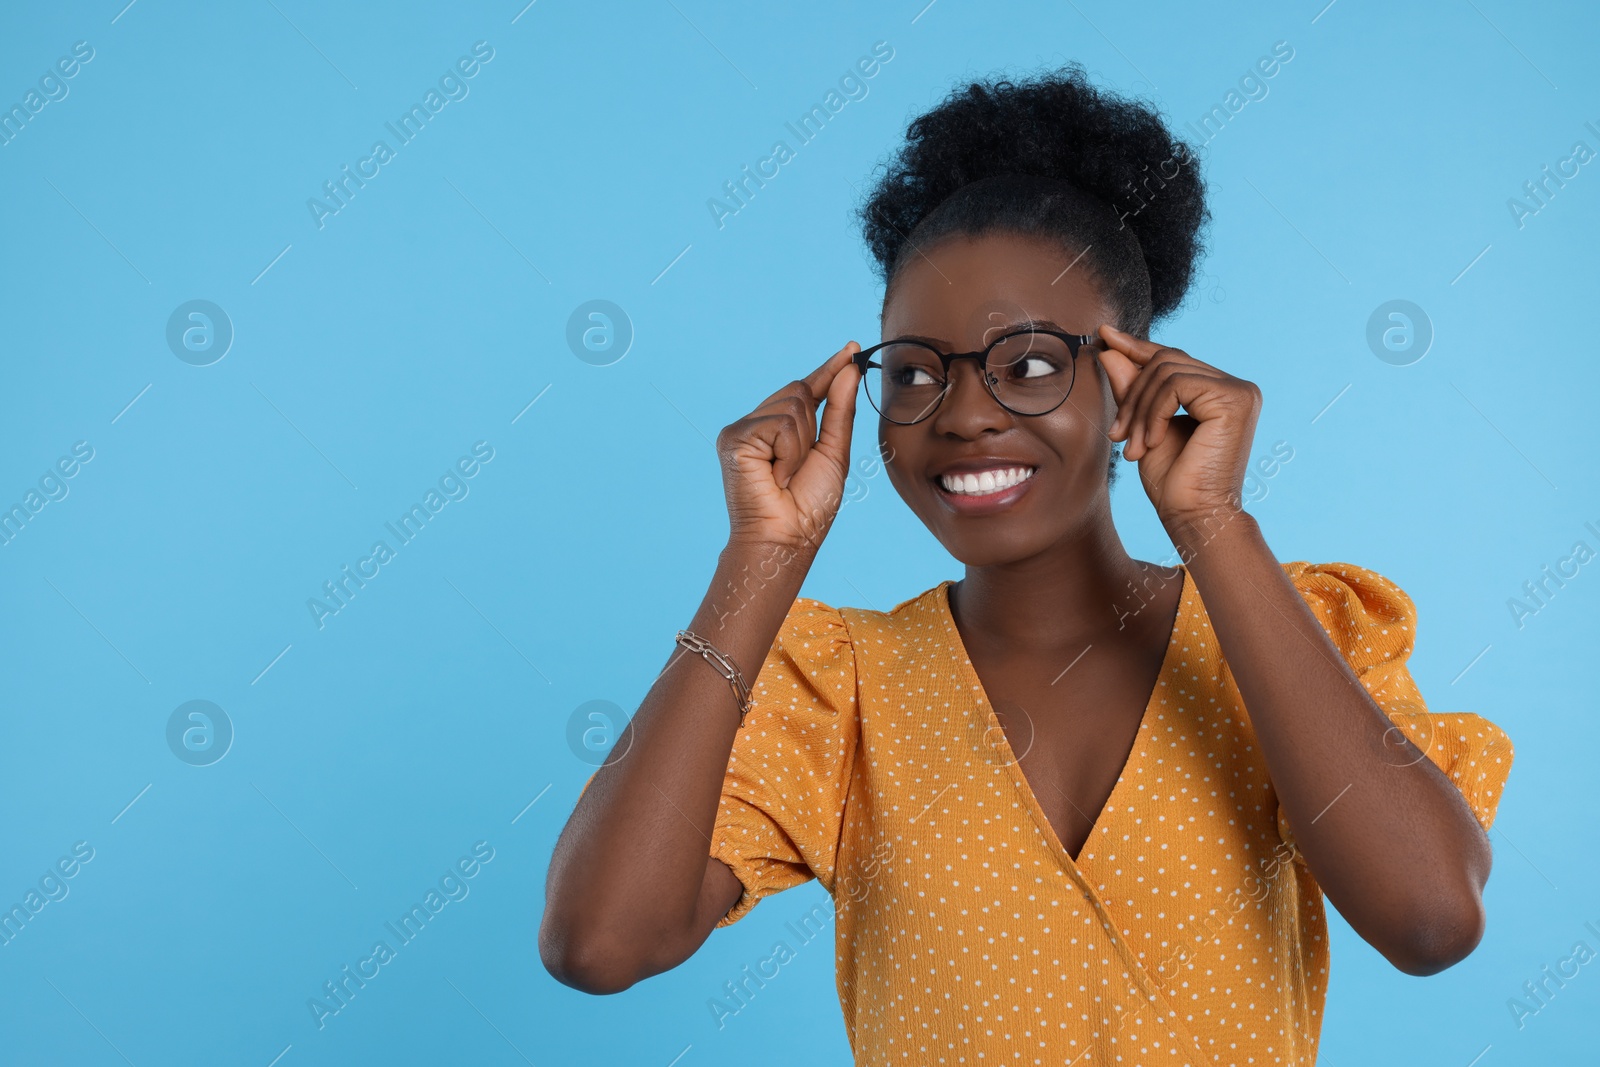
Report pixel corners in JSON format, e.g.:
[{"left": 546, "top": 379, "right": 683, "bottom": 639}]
[{"left": 862, "top": 331, "right": 1077, "bottom": 424}]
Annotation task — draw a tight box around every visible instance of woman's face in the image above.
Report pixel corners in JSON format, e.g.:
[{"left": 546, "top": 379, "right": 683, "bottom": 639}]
[{"left": 876, "top": 230, "right": 1121, "bottom": 567}]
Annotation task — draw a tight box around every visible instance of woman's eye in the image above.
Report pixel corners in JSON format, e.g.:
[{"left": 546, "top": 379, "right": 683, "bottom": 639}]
[{"left": 1013, "top": 356, "right": 1057, "bottom": 378}]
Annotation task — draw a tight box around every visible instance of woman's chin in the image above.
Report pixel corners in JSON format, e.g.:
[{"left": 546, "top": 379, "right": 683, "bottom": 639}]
[{"left": 937, "top": 529, "right": 1049, "bottom": 569}]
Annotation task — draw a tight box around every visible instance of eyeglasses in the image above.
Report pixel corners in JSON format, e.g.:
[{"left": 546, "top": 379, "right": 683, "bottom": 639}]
[{"left": 852, "top": 328, "right": 1096, "bottom": 426}]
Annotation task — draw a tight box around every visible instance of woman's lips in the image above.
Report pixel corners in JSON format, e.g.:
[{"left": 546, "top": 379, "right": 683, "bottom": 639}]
[{"left": 930, "top": 467, "right": 1037, "bottom": 516}]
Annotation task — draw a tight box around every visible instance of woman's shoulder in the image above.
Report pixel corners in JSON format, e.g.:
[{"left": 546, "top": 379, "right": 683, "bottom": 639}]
[
  {"left": 1279, "top": 558, "right": 1414, "bottom": 602},
  {"left": 772, "top": 580, "right": 955, "bottom": 668},
  {"left": 754, "top": 581, "right": 956, "bottom": 721},
  {"left": 1277, "top": 559, "right": 1420, "bottom": 645},
  {"left": 786, "top": 579, "right": 954, "bottom": 635},
  {"left": 747, "top": 584, "right": 944, "bottom": 724}
]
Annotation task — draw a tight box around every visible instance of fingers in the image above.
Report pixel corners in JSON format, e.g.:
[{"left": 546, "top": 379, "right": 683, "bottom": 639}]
[
  {"left": 749, "top": 341, "right": 862, "bottom": 488},
  {"left": 1098, "top": 324, "right": 1187, "bottom": 416},
  {"left": 1122, "top": 367, "right": 1224, "bottom": 459},
  {"left": 802, "top": 341, "right": 861, "bottom": 401},
  {"left": 757, "top": 394, "right": 819, "bottom": 459},
  {"left": 751, "top": 341, "right": 861, "bottom": 448},
  {"left": 753, "top": 341, "right": 857, "bottom": 410},
  {"left": 1099, "top": 324, "right": 1172, "bottom": 365},
  {"left": 1129, "top": 372, "right": 1188, "bottom": 458},
  {"left": 758, "top": 412, "right": 807, "bottom": 489},
  {"left": 1108, "top": 347, "right": 1170, "bottom": 442},
  {"left": 1094, "top": 342, "right": 1139, "bottom": 407},
  {"left": 1123, "top": 363, "right": 1188, "bottom": 458},
  {"left": 1121, "top": 359, "right": 1181, "bottom": 452},
  {"left": 1099, "top": 330, "right": 1206, "bottom": 454},
  {"left": 812, "top": 346, "right": 860, "bottom": 469},
  {"left": 1095, "top": 328, "right": 1260, "bottom": 466}
]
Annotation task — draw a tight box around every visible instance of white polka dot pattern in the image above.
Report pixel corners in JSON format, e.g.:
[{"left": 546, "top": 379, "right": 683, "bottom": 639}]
[{"left": 706, "top": 561, "right": 1515, "bottom": 1065}]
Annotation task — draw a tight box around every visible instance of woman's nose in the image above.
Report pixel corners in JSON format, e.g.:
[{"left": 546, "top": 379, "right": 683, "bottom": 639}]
[{"left": 932, "top": 357, "right": 1009, "bottom": 432}]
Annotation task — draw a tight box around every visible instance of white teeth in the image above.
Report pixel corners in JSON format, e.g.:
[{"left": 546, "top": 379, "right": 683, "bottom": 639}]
[{"left": 938, "top": 466, "right": 1036, "bottom": 495}]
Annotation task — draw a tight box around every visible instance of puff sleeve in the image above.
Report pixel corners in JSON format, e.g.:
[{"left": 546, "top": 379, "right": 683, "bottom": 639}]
[
  {"left": 709, "top": 596, "right": 860, "bottom": 927},
  {"left": 1276, "top": 561, "right": 1515, "bottom": 854}
]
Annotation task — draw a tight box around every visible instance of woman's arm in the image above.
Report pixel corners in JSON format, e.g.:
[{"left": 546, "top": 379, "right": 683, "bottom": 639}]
[
  {"left": 1093, "top": 323, "right": 1492, "bottom": 975},
  {"left": 1171, "top": 510, "right": 1492, "bottom": 975},
  {"left": 540, "top": 343, "right": 861, "bottom": 994},
  {"left": 540, "top": 538, "right": 816, "bottom": 993}
]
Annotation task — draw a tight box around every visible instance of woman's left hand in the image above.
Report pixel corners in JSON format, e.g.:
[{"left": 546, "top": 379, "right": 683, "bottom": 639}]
[{"left": 1094, "top": 324, "right": 1262, "bottom": 526}]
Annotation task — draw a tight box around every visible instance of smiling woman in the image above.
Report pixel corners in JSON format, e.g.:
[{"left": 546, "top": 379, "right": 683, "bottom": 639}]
[{"left": 540, "top": 63, "right": 1514, "bottom": 1066}]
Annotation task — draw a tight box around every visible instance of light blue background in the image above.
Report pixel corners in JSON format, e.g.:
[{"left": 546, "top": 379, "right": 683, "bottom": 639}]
[{"left": 1, "top": 1, "right": 1595, "bottom": 1064}]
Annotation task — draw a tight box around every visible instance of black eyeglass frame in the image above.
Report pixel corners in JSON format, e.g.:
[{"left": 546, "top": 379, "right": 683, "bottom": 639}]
[{"left": 851, "top": 327, "right": 1098, "bottom": 426}]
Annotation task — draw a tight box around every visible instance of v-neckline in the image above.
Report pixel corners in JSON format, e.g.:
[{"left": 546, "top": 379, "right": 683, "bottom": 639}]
[{"left": 935, "top": 564, "right": 1191, "bottom": 874}]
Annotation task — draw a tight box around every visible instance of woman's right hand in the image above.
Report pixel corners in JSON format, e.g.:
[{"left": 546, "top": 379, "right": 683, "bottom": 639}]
[{"left": 717, "top": 341, "right": 861, "bottom": 553}]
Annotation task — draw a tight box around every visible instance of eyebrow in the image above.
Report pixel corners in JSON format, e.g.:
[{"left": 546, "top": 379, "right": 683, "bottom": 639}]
[{"left": 887, "top": 318, "right": 1083, "bottom": 348}]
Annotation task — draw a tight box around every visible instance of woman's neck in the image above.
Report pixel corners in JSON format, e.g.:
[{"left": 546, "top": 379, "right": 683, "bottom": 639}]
[{"left": 949, "top": 509, "right": 1177, "bottom": 659}]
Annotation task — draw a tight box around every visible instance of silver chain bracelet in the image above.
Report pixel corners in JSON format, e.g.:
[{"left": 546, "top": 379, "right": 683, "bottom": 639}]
[{"left": 675, "top": 629, "right": 753, "bottom": 723}]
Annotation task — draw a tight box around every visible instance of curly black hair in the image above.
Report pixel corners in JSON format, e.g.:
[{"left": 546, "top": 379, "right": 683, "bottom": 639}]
[{"left": 856, "top": 64, "right": 1210, "bottom": 338}]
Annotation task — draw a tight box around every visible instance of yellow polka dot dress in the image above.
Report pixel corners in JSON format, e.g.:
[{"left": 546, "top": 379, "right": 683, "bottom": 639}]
[{"left": 705, "top": 561, "right": 1514, "bottom": 1064}]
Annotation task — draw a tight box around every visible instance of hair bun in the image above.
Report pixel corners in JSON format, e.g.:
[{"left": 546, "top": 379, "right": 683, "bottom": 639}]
[{"left": 857, "top": 64, "right": 1209, "bottom": 329}]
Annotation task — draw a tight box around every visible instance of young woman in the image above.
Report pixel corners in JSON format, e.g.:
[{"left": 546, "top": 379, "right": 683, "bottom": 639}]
[{"left": 540, "top": 67, "right": 1514, "bottom": 1065}]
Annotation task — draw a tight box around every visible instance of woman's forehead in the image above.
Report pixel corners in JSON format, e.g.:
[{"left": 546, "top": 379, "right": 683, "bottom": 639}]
[{"left": 880, "top": 231, "right": 1109, "bottom": 345}]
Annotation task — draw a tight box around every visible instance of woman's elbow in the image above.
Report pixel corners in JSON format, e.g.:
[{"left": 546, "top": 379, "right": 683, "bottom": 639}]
[
  {"left": 539, "top": 911, "right": 641, "bottom": 995},
  {"left": 1386, "top": 891, "right": 1488, "bottom": 976}
]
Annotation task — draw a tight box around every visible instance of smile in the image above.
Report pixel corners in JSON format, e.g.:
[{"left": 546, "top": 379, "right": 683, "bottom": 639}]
[
  {"left": 931, "top": 465, "right": 1038, "bottom": 515},
  {"left": 937, "top": 466, "right": 1036, "bottom": 494}
]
